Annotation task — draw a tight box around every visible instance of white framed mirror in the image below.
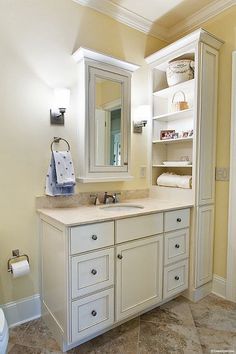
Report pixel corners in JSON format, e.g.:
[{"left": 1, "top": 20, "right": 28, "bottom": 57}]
[
  {"left": 89, "top": 66, "right": 130, "bottom": 173},
  {"left": 72, "top": 47, "right": 139, "bottom": 182}
]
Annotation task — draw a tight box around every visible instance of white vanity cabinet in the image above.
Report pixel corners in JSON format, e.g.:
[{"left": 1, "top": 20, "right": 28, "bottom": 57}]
[{"left": 39, "top": 206, "right": 190, "bottom": 352}]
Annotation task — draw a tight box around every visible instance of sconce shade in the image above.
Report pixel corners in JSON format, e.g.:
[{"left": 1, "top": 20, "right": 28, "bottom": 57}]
[{"left": 53, "top": 88, "right": 70, "bottom": 109}]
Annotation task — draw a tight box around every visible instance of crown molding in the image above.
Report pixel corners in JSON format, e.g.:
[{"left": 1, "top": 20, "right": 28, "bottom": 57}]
[
  {"left": 167, "top": 0, "right": 236, "bottom": 40},
  {"left": 72, "top": 47, "right": 140, "bottom": 72},
  {"left": 73, "top": 0, "right": 236, "bottom": 43},
  {"left": 72, "top": 0, "right": 168, "bottom": 42}
]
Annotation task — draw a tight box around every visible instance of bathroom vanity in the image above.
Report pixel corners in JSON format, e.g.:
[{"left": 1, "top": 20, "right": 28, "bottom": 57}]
[{"left": 38, "top": 200, "right": 191, "bottom": 352}]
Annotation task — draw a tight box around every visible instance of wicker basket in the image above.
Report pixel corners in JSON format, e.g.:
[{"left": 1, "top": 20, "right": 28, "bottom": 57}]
[
  {"left": 166, "top": 59, "right": 194, "bottom": 87},
  {"left": 171, "top": 91, "right": 189, "bottom": 112}
]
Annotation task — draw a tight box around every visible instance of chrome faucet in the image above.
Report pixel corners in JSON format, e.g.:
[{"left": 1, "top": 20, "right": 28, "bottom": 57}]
[{"left": 103, "top": 192, "right": 120, "bottom": 204}]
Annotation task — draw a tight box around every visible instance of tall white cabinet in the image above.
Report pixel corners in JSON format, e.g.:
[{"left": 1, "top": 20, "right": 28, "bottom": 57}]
[{"left": 145, "top": 29, "right": 223, "bottom": 300}]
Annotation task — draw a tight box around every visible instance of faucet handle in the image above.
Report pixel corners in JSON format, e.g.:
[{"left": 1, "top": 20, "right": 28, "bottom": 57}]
[
  {"left": 113, "top": 192, "right": 121, "bottom": 203},
  {"left": 90, "top": 194, "right": 100, "bottom": 205}
]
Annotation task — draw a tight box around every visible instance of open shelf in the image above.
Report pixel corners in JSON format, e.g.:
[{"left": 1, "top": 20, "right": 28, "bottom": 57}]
[
  {"left": 152, "top": 137, "right": 193, "bottom": 144},
  {"left": 153, "top": 79, "right": 195, "bottom": 99},
  {"left": 153, "top": 108, "right": 193, "bottom": 122}
]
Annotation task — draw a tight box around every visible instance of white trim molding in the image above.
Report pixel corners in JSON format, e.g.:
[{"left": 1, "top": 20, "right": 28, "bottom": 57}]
[
  {"left": 212, "top": 274, "right": 226, "bottom": 299},
  {"left": 1, "top": 294, "right": 41, "bottom": 328},
  {"left": 72, "top": 0, "right": 236, "bottom": 41},
  {"left": 227, "top": 51, "right": 236, "bottom": 303},
  {"left": 167, "top": 0, "right": 236, "bottom": 40},
  {"left": 72, "top": 0, "right": 168, "bottom": 41},
  {"left": 184, "top": 282, "right": 212, "bottom": 303}
]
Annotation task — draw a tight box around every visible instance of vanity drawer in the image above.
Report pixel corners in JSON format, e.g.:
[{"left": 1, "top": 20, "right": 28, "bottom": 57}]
[
  {"left": 164, "top": 209, "right": 190, "bottom": 232},
  {"left": 70, "top": 222, "right": 114, "bottom": 254},
  {"left": 71, "top": 248, "right": 114, "bottom": 298},
  {"left": 163, "top": 260, "right": 188, "bottom": 299},
  {"left": 115, "top": 213, "right": 163, "bottom": 243},
  {"left": 164, "top": 229, "right": 189, "bottom": 265},
  {"left": 71, "top": 288, "right": 114, "bottom": 342}
]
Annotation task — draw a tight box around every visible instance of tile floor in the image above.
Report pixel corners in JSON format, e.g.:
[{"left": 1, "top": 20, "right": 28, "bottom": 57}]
[{"left": 8, "top": 294, "right": 236, "bottom": 354}]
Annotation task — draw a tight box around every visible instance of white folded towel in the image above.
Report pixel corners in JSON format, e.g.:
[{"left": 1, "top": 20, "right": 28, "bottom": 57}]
[
  {"left": 45, "top": 150, "right": 76, "bottom": 196},
  {"left": 157, "top": 173, "right": 192, "bottom": 189}
]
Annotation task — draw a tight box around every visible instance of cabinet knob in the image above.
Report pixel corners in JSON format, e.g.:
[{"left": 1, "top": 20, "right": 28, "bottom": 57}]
[
  {"left": 91, "top": 269, "right": 97, "bottom": 275},
  {"left": 91, "top": 234, "right": 98, "bottom": 240},
  {"left": 175, "top": 244, "right": 180, "bottom": 249},
  {"left": 175, "top": 276, "right": 180, "bottom": 281},
  {"left": 117, "top": 254, "right": 123, "bottom": 260},
  {"left": 91, "top": 310, "right": 97, "bottom": 317},
  {"left": 177, "top": 218, "right": 182, "bottom": 223}
]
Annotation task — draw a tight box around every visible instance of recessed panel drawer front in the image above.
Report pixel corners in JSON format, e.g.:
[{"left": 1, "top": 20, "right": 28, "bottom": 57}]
[
  {"left": 70, "top": 222, "right": 114, "bottom": 254},
  {"left": 71, "top": 288, "right": 114, "bottom": 342},
  {"left": 164, "top": 209, "right": 190, "bottom": 232},
  {"left": 164, "top": 229, "right": 189, "bottom": 265},
  {"left": 116, "top": 213, "right": 163, "bottom": 243},
  {"left": 163, "top": 260, "right": 188, "bottom": 299},
  {"left": 71, "top": 248, "right": 114, "bottom": 298}
]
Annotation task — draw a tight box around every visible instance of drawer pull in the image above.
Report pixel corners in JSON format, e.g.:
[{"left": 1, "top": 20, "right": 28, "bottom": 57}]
[
  {"left": 175, "top": 244, "right": 180, "bottom": 249},
  {"left": 91, "top": 310, "right": 97, "bottom": 317},
  {"left": 117, "top": 254, "right": 123, "bottom": 260},
  {"left": 91, "top": 269, "right": 97, "bottom": 275},
  {"left": 177, "top": 218, "right": 182, "bottom": 223},
  {"left": 175, "top": 276, "right": 180, "bottom": 281},
  {"left": 91, "top": 235, "right": 98, "bottom": 240}
]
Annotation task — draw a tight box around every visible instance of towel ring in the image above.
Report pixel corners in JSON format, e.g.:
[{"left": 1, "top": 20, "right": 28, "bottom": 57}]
[{"left": 51, "top": 137, "right": 70, "bottom": 152}]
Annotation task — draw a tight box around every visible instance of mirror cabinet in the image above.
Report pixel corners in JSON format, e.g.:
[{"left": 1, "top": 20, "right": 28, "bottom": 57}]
[{"left": 73, "top": 48, "right": 139, "bottom": 183}]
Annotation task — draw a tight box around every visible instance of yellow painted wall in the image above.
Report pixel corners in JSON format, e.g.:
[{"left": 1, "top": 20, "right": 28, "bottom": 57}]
[
  {"left": 96, "top": 80, "right": 121, "bottom": 108},
  {"left": 202, "top": 7, "right": 236, "bottom": 278},
  {"left": 0, "top": 0, "right": 165, "bottom": 304}
]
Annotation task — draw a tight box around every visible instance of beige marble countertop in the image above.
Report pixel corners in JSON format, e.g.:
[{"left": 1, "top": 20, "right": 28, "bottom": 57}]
[{"left": 38, "top": 198, "right": 193, "bottom": 227}]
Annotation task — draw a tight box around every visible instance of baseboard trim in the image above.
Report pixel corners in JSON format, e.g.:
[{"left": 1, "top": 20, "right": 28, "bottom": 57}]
[
  {"left": 212, "top": 274, "right": 226, "bottom": 299},
  {"left": 184, "top": 282, "right": 212, "bottom": 302},
  {"left": 1, "top": 294, "right": 41, "bottom": 328}
]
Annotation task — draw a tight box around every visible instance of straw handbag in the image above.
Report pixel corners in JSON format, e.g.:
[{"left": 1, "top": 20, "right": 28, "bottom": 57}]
[{"left": 171, "top": 91, "right": 189, "bottom": 112}]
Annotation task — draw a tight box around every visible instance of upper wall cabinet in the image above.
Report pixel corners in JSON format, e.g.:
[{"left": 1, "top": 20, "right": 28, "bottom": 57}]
[{"left": 72, "top": 48, "right": 139, "bottom": 183}]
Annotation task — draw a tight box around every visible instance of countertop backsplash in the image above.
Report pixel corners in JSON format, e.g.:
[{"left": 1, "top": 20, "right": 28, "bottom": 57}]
[{"left": 35, "top": 189, "right": 149, "bottom": 209}]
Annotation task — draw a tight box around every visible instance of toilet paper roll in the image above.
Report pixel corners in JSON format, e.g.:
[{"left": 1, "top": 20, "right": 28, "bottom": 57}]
[{"left": 11, "top": 260, "right": 30, "bottom": 278}]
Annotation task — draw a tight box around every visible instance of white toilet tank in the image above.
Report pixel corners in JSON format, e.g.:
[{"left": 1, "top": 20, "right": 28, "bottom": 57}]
[{"left": 0, "top": 308, "right": 8, "bottom": 354}]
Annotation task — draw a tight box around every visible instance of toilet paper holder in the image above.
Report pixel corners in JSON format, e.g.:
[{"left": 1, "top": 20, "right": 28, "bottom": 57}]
[{"left": 7, "top": 249, "right": 30, "bottom": 273}]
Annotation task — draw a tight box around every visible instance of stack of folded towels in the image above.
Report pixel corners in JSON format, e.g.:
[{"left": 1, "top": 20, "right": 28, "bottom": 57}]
[
  {"left": 157, "top": 173, "right": 192, "bottom": 189},
  {"left": 45, "top": 150, "right": 76, "bottom": 196}
]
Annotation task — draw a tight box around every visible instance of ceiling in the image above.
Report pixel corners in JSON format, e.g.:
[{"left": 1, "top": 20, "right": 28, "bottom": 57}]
[{"left": 74, "top": 0, "right": 236, "bottom": 41}]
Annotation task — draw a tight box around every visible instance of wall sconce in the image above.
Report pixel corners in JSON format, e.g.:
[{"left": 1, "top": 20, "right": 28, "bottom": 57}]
[
  {"left": 133, "top": 120, "right": 147, "bottom": 133},
  {"left": 50, "top": 88, "right": 70, "bottom": 125},
  {"left": 133, "top": 105, "right": 150, "bottom": 133}
]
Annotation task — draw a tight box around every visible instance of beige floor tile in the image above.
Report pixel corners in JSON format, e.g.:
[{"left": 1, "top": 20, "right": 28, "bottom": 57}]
[{"left": 6, "top": 295, "right": 236, "bottom": 354}]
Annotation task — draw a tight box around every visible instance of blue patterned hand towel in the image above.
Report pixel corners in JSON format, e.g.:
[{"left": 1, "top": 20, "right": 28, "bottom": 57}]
[{"left": 45, "top": 151, "right": 76, "bottom": 196}]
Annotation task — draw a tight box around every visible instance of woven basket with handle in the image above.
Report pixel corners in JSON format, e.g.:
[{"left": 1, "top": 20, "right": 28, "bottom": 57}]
[{"left": 171, "top": 91, "right": 189, "bottom": 112}]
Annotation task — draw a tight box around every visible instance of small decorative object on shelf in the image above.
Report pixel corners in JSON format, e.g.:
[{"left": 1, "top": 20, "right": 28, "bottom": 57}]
[
  {"left": 160, "top": 130, "right": 175, "bottom": 140},
  {"left": 160, "top": 129, "right": 193, "bottom": 141},
  {"left": 166, "top": 59, "right": 195, "bottom": 87},
  {"left": 171, "top": 91, "right": 189, "bottom": 112}
]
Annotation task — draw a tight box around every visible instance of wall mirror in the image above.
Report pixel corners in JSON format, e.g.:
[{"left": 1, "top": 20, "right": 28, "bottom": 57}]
[{"left": 89, "top": 66, "right": 130, "bottom": 173}]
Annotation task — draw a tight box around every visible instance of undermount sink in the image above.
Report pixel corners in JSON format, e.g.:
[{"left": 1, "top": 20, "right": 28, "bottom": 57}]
[{"left": 100, "top": 203, "right": 144, "bottom": 211}]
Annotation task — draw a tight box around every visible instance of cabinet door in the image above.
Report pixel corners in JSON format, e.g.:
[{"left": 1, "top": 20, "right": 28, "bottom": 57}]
[
  {"left": 195, "top": 205, "right": 214, "bottom": 288},
  {"left": 116, "top": 235, "right": 163, "bottom": 321},
  {"left": 196, "top": 43, "right": 218, "bottom": 205}
]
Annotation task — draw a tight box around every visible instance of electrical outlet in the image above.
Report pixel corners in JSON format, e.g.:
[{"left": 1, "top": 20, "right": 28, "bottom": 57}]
[
  {"left": 140, "top": 166, "right": 146, "bottom": 178},
  {"left": 215, "top": 167, "right": 230, "bottom": 181}
]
